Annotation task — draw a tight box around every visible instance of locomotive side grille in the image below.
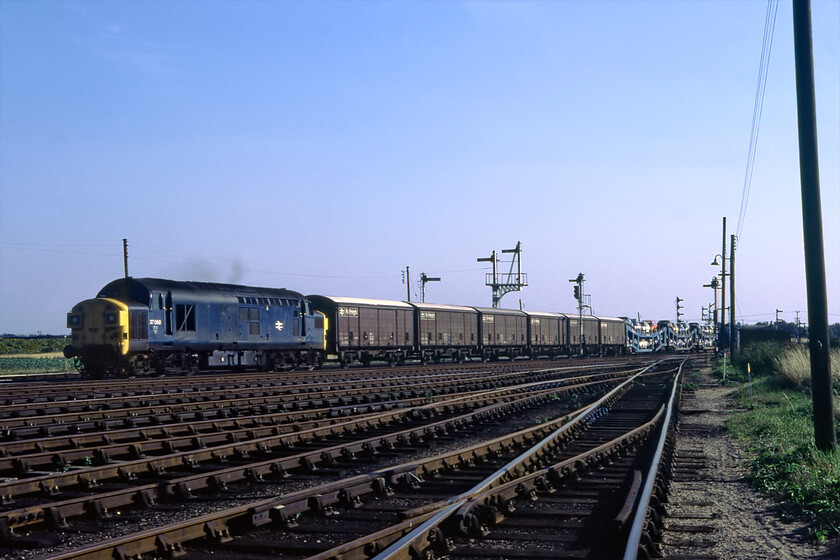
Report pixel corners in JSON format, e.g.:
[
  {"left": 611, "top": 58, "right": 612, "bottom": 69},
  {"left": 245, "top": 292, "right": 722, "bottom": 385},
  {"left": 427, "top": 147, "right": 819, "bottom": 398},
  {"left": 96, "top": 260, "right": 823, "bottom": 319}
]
[{"left": 130, "top": 310, "right": 148, "bottom": 340}]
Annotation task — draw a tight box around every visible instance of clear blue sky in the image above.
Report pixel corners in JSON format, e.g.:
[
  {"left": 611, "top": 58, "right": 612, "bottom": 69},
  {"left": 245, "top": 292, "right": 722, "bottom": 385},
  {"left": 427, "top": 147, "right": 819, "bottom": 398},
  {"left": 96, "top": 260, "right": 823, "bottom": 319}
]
[{"left": 1, "top": 0, "right": 837, "bottom": 335}]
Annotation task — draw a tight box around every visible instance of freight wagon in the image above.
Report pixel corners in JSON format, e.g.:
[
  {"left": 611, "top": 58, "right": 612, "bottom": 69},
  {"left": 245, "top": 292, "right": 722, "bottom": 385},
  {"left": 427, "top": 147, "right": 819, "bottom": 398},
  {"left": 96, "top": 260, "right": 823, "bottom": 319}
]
[{"left": 66, "top": 277, "right": 709, "bottom": 377}]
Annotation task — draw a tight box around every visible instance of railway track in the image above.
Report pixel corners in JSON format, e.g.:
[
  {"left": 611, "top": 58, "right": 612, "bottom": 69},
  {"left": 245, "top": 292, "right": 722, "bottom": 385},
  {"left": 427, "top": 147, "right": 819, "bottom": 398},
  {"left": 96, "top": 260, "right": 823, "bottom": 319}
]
[{"left": 0, "top": 356, "right": 692, "bottom": 560}]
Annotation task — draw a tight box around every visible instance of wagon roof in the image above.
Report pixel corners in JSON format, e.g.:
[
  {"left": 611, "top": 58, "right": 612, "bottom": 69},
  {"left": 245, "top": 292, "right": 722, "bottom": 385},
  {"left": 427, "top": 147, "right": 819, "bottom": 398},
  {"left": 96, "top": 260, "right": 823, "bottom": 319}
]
[
  {"left": 471, "top": 306, "right": 527, "bottom": 316},
  {"left": 524, "top": 310, "right": 564, "bottom": 318},
  {"left": 307, "top": 295, "right": 414, "bottom": 309},
  {"left": 409, "top": 302, "right": 477, "bottom": 313}
]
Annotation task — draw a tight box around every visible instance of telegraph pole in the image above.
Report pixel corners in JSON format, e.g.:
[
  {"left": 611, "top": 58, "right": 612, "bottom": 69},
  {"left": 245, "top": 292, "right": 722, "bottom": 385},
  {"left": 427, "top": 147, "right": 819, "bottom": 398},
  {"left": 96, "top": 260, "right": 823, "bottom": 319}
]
[
  {"left": 730, "top": 234, "right": 737, "bottom": 354},
  {"left": 403, "top": 266, "right": 411, "bottom": 302},
  {"left": 793, "top": 0, "right": 835, "bottom": 452},
  {"left": 123, "top": 238, "right": 129, "bottom": 278},
  {"left": 720, "top": 217, "right": 727, "bottom": 354}
]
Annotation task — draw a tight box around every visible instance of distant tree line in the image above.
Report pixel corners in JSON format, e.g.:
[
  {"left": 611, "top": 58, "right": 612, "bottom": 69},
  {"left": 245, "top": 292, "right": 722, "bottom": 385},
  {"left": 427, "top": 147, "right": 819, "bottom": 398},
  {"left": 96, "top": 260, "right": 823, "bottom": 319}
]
[
  {"left": 0, "top": 336, "right": 68, "bottom": 355},
  {"left": 747, "top": 321, "right": 840, "bottom": 346}
]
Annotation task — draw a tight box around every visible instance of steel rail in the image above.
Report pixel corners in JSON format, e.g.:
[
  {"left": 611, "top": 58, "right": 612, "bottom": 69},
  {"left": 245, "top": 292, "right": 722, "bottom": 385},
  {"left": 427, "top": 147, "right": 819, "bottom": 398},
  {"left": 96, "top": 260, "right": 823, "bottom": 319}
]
[
  {"left": 1, "top": 373, "right": 615, "bottom": 533},
  {"left": 0, "top": 359, "right": 642, "bottom": 407},
  {"left": 31, "top": 378, "right": 612, "bottom": 560},
  {"left": 369, "top": 360, "right": 670, "bottom": 559},
  {"left": 621, "top": 358, "right": 686, "bottom": 560},
  {"left": 0, "top": 364, "right": 642, "bottom": 476},
  {"left": 28, "top": 362, "right": 673, "bottom": 560},
  {"left": 0, "top": 361, "right": 645, "bottom": 434}
]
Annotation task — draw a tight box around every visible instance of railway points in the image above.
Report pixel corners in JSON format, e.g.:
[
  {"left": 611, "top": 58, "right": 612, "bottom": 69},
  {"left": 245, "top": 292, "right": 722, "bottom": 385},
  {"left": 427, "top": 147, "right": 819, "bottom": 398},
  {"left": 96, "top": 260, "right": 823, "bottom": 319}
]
[{"left": 0, "top": 356, "right": 703, "bottom": 560}]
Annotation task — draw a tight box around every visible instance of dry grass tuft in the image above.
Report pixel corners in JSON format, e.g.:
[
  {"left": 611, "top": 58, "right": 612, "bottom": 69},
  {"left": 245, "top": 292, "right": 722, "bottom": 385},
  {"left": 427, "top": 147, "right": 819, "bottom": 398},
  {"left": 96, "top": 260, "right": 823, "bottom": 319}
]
[{"left": 775, "top": 346, "right": 840, "bottom": 388}]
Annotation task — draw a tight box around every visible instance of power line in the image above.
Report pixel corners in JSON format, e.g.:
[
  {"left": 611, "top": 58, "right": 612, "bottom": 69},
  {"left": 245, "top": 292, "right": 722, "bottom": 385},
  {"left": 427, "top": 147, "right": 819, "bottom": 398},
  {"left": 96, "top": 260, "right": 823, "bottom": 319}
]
[{"left": 736, "top": 0, "right": 779, "bottom": 242}]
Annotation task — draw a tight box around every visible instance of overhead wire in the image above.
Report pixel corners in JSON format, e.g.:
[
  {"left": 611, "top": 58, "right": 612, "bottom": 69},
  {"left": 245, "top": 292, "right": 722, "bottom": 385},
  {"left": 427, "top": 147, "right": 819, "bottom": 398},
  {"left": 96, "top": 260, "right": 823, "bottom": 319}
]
[{"left": 735, "top": 0, "right": 779, "bottom": 242}]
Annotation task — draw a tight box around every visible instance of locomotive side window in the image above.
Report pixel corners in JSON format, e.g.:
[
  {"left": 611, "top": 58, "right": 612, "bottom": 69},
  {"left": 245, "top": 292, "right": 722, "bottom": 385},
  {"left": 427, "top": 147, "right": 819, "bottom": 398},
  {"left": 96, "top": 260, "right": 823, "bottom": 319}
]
[{"left": 175, "top": 304, "right": 196, "bottom": 332}]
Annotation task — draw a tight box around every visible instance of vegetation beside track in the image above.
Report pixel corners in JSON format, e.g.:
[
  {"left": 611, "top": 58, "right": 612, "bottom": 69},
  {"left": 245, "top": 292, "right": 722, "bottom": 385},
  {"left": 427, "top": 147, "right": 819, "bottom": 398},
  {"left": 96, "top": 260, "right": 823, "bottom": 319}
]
[
  {"left": 0, "top": 337, "right": 73, "bottom": 373},
  {"left": 718, "top": 342, "right": 840, "bottom": 541},
  {"left": 0, "top": 355, "right": 74, "bottom": 374}
]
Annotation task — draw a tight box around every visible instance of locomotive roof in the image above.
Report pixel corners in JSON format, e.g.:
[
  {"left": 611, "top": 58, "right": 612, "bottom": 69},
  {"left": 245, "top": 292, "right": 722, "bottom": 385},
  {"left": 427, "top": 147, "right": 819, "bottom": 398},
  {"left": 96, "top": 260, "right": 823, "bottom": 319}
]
[{"left": 97, "top": 277, "right": 304, "bottom": 305}]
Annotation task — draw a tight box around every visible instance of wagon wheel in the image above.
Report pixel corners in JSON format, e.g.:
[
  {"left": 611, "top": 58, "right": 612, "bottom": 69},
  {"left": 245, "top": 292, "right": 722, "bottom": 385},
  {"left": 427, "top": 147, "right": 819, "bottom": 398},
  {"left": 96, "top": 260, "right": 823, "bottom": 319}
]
[
  {"left": 341, "top": 354, "right": 352, "bottom": 369},
  {"left": 387, "top": 353, "right": 398, "bottom": 368}
]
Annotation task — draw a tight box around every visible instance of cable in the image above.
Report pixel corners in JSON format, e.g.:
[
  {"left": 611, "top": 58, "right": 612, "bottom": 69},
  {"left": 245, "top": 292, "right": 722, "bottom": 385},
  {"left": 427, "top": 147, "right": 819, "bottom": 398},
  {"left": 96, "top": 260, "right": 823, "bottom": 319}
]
[{"left": 736, "top": 0, "right": 779, "bottom": 242}]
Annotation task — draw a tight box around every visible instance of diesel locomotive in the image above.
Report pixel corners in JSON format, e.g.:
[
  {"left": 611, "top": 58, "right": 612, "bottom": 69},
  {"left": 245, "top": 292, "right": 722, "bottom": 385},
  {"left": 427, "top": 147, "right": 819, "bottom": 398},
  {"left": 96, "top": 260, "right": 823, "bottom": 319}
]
[
  {"left": 65, "top": 277, "right": 708, "bottom": 377},
  {"left": 64, "top": 278, "right": 326, "bottom": 377}
]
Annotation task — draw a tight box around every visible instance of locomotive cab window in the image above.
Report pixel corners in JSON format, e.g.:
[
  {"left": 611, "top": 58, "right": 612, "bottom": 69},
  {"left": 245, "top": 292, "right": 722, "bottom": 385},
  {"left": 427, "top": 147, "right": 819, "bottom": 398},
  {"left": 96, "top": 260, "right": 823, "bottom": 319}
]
[{"left": 175, "top": 304, "right": 196, "bottom": 332}]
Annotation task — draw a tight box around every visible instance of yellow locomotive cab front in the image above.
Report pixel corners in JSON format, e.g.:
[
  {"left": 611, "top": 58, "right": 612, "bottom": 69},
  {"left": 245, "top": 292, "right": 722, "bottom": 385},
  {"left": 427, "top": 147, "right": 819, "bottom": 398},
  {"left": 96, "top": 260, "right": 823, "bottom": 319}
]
[{"left": 64, "top": 298, "right": 129, "bottom": 364}]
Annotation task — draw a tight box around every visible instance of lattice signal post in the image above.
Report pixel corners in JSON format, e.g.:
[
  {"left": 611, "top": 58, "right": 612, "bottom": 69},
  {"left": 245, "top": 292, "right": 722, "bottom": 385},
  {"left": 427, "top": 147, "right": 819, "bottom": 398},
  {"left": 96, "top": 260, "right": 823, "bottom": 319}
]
[
  {"left": 477, "top": 241, "right": 528, "bottom": 308},
  {"left": 419, "top": 273, "right": 440, "bottom": 303},
  {"left": 569, "top": 272, "right": 591, "bottom": 355}
]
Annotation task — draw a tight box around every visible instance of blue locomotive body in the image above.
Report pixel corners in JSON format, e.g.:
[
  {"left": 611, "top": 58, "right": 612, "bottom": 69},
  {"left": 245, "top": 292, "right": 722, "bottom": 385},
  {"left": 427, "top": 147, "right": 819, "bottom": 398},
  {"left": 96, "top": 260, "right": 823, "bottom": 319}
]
[{"left": 65, "top": 278, "right": 326, "bottom": 376}]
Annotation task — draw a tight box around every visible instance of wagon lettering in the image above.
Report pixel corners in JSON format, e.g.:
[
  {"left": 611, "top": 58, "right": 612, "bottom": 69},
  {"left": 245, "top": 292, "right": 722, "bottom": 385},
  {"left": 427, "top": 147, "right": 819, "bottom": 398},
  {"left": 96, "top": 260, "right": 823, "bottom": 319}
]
[
  {"left": 420, "top": 311, "right": 436, "bottom": 320},
  {"left": 338, "top": 307, "right": 359, "bottom": 317}
]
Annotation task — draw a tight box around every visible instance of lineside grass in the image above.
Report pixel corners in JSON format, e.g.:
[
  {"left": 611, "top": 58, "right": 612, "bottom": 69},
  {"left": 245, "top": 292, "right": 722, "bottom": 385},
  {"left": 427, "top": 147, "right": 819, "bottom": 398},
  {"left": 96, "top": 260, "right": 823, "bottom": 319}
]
[
  {"left": 720, "top": 342, "right": 840, "bottom": 541},
  {"left": 0, "top": 356, "right": 75, "bottom": 374}
]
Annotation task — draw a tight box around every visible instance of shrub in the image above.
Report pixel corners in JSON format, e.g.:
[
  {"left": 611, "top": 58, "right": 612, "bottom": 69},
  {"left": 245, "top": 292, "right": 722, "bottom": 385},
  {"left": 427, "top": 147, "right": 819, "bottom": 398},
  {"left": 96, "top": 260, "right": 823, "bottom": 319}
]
[{"left": 733, "top": 341, "right": 787, "bottom": 376}]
